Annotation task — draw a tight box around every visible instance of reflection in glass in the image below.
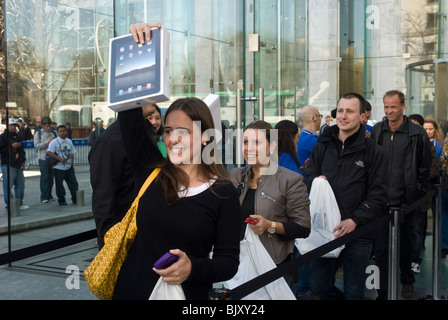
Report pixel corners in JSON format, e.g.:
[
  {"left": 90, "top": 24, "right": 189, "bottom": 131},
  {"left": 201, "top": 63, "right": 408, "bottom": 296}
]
[{"left": 2, "top": 0, "right": 113, "bottom": 259}]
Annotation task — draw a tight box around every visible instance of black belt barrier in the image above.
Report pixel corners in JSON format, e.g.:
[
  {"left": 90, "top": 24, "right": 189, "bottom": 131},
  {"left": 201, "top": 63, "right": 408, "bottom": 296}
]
[
  {"left": 223, "top": 190, "right": 436, "bottom": 300},
  {"left": 0, "top": 229, "right": 97, "bottom": 266},
  {"left": 0, "top": 190, "right": 437, "bottom": 299}
]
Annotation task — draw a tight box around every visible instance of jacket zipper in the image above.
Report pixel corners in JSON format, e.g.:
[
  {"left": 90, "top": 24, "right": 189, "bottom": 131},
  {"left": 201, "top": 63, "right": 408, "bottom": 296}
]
[
  {"left": 260, "top": 192, "right": 285, "bottom": 209},
  {"left": 387, "top": 133, "right": 394, "bottom": 195}
]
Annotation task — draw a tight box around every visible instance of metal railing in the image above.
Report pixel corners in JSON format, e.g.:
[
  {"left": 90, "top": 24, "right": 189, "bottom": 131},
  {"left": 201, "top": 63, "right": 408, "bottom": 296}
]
[
  {"left": 388, "top": 186, "right": 444, "bottom": 300},
  {"left": 212, "top": 187, "right": 446, "bottom": 300},
  {"left": 23, "top": 139, "right": 90, "bottom": 166}
]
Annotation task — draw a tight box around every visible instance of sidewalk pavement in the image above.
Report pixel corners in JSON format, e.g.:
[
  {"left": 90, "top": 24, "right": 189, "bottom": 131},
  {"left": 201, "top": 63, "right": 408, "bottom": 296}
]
[
  {"left": 0, "top": 165, "right": 93, "bottom": 235},
  {"left": 0, "top": 165, "right": 446, "bottom": 300},
  {"left": 0, "top": 165, "right": 99, "bottom": 300}
]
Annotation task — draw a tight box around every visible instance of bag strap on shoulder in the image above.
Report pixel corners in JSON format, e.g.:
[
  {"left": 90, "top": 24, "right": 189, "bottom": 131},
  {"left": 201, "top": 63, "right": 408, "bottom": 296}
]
[{"left": 137, "top": 168, "right": 161, "bottom": 199}]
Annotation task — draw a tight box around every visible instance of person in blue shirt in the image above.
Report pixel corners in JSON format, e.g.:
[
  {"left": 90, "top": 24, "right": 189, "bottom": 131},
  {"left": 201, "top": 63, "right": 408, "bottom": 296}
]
[
  {"left": 297, "top": 106, "right": 321, "bottom": 176},
  {"left": 293, "top": 105, "right": 322, "bottom": 300},
  {"left": 362, "top": 101, "right": 373, "bottom": 137},
  {"left": 275, "top": 120, "right": 301, "bottom": 174},
  {"left": 319, "top": 115, "right": 333, "bottom": 135}
]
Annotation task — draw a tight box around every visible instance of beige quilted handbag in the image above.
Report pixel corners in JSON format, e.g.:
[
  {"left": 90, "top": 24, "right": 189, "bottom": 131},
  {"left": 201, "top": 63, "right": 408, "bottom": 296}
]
[{"left": 84, "top": 168, "right": 160, "bottom": 300}]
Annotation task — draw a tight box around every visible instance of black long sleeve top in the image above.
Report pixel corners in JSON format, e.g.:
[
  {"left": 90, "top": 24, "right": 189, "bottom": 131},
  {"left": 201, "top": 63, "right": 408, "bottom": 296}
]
[{"left": 113, "top": 108, "right": 241, "bottom": 300}]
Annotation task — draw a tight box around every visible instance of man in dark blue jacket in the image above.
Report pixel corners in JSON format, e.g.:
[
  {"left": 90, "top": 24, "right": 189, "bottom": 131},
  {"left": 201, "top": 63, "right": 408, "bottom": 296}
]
[
  {"left": 371, "top": 90, "right": 432, "bottom": 300},
  {"left": 305, "top": 92, "right": 387, "bottom": 300}
]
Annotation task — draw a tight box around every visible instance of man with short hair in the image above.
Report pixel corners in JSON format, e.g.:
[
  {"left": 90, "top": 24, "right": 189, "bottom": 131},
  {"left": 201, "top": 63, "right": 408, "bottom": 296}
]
[
  {"left": 65, "top": 122, "right": 73, "bottom": 139},
  {"left": 297, "top": 105, "right": 322, "bottom": 175},
  {"left": 47, "top": 125, "right": 79, "bottom": 206},
  {"left": 319, "top": 115, "right": 333, "bottom": 135},
  {"left": 17, "top": 119, "right": 33, "bottom": 141},
  {"left": 371, "top": 89, "right": 432, "bottom": 299},
  {"left": 294, "top": 106, "right": 324, "bottom": 299},
  {"left": 305, "top": 92, "right": 387, "bottom": 300},
  {"left": 362, "top": 100, "right": 373, "bottom": 137}
]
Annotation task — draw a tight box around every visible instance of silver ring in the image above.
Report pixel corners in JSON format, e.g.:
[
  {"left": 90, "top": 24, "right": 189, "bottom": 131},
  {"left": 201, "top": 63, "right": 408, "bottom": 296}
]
[{"left": 341, "top": 227, "right": 345, "bottom": 231}]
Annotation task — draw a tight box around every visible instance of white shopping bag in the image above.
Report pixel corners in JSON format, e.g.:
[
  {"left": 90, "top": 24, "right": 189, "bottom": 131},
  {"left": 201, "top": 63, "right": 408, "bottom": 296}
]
[
  {"left": 296, "top": 177, "right": 344, "bottom": 258},
  {"left": 149, "top": 277, "right": 186, "bottom": 300},
  {"left": 221, "top": 225, "right": 296, "bottom": 300}
]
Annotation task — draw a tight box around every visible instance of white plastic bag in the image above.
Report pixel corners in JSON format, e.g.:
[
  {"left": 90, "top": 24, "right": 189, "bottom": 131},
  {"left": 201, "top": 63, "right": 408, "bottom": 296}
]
[
  {"left": 296, "top": 177, "right": 344, "bottom": 258},
  {"left": 149, "top": 277, "right": 186, "bottom": 300},
  {"left": 221, "top": 225, "right": 296, "bottom": 300}
]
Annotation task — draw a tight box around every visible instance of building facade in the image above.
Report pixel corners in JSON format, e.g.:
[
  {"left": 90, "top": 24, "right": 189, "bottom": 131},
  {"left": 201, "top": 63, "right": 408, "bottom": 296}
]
[
  {"left": 2, "top": 0, "right": 447, "bottom": 129},
  {"left": 1, "top": 0, "right": 447, "bottom": 259}
]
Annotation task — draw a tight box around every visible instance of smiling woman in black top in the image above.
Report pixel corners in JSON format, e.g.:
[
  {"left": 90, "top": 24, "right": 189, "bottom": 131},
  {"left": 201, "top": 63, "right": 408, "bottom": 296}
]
[{"left": 112, "top": 23, "right": 240, "bottom": 300}]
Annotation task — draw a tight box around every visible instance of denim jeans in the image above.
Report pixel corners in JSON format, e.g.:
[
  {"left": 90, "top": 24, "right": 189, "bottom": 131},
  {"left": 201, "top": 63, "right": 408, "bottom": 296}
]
[
  {"left": 1, "top": 165, "right": 25, "bottom": 207},
  {"left": 53, "top": 167, "right": 78, "bottom": 204},
  {"left": 38, "top": 159, "right": 55, "bottom": 201},
  {"left": 291, "top": 247, "right": 314, "bottom": 297},
  {"left": 311, "top": 238, "right": 372, "bottom": 300}
]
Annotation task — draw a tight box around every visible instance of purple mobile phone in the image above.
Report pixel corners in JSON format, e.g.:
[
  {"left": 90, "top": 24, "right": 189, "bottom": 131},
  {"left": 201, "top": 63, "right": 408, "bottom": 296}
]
[{"left": 153, "top": 252, "right": 179, "bottom": 269}]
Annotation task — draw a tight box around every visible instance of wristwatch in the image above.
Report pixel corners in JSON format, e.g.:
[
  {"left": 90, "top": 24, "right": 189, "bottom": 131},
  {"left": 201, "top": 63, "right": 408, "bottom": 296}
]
[{"left": 267, "top": 221, "right": 276, "bottom": 238}]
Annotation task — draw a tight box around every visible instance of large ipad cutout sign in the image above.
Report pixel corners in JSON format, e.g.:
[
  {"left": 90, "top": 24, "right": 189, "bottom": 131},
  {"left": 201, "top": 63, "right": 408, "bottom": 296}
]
[{"left": 108, "top": 27, "right": 170, "bottom": 112}]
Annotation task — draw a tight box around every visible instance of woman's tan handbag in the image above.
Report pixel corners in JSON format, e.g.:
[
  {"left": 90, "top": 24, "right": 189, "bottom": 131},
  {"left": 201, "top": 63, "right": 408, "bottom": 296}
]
[{"left": 84, "top": 168, "right": 160, "bottom": 300}]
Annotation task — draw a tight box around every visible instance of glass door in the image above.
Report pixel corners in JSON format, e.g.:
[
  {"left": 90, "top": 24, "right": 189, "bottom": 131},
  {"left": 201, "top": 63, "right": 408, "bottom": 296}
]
[
  {"left": 245, "top": 0, "right": 307, "bottom": 127},
  {"left": 406, "top": 60, "right": 448, "bottom": 132},
  {"left": 1, "top": 0, "right": 114, "bottom": 273},
  {"left": 406, "top": 61, "right": 436, "bottom": 118}
]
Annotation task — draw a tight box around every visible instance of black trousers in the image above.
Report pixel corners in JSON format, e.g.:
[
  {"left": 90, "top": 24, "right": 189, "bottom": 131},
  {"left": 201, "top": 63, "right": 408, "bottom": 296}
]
[{"left": 53, "top": 167, "right": 78, "bottom": 204}]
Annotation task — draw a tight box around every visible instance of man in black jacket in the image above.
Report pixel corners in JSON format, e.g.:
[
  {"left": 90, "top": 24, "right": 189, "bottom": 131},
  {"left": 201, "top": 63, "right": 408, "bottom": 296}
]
[
  {"left": 0, "top": 118, "right": 28, "bottom": 210},
  {"left": 371, "top": 90, "right": 432, "bottom": 300},
  {"left": 305, "top": 92, "right": 387, "bottom": 300},
  {"left": 88, "top": 105, "right": 157, "bottom": 249}
]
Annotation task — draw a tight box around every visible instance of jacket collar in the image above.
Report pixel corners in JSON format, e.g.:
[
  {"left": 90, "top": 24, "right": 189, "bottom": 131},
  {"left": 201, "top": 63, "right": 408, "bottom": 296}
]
[
  {"left": 377, "top": 115, "right": 421, "bottom": 137},
  {"left": 318, "top": 124, "right": 366, "bottom": 152}
]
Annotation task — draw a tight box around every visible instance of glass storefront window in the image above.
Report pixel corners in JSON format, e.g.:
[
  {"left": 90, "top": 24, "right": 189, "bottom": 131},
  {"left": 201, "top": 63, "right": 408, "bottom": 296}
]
[
  {"left": 114, "top": 0, "right": 307, "bottom": 128},
  {"left": 1, "top": 0, "right": 447, "bottom": 277},
  {"left": 339, "top": 0, "right": 366, "bottom": 98},
  {"left": 252, "top": 0, "right": 307, "bottom": 125},
  {"left": 114, "top": 0, "right": 246, "bottom": 127},
  {"left": 1, "top": 0, "right": 114, "bottom": 264}
]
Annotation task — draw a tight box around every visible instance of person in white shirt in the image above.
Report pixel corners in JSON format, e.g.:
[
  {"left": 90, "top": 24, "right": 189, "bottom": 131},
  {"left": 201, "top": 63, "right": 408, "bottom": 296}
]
[
  {"left": 34, "top": 116, "right": 57, "bottom": 203},
  {"left": 47, "top": 125, "right": 79, "bottom": 205}
]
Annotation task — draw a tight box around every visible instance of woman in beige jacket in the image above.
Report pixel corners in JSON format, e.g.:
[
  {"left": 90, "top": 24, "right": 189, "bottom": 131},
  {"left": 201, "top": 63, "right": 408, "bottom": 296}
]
[{"left": 230, "top": 121, "right": 311, "bottom": 285}]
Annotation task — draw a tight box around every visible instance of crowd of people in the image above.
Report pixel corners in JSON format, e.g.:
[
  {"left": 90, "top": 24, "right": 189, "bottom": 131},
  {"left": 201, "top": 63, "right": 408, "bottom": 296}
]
[
  {"left": 3, "top": 21, "right": 444, "bottom": 302},
  {"left": 85, "top": 22, "right": 448, "bottom": 301},
  {"left": 0, "top": 117, "right": 80, "bottom": 210}
]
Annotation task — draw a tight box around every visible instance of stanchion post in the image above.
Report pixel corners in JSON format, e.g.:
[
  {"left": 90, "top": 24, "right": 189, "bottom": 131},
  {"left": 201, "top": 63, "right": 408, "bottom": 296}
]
[
  {"left": 432, "top": 186, "right": 442, "bottom": 300},
  {"left": 76, "top": 190, "right": 85, "bottom": 207},
  {"left": 388, "top": 207, "right": 400, "bottom": 300},
  {"left": 11, "top": 198, "right": 20, "bottom": 217}
]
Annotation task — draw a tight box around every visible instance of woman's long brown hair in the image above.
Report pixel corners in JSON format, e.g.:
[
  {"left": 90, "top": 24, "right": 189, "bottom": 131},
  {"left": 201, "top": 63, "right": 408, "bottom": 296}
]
[{"left": 156, "top": 97, "right": 229, "bottom": 205}]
